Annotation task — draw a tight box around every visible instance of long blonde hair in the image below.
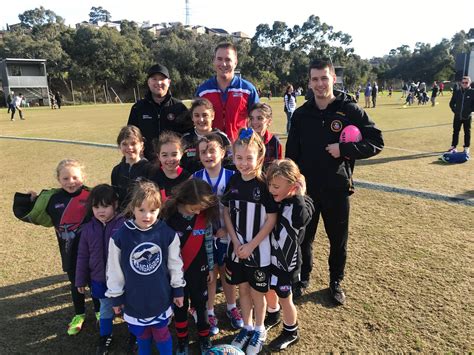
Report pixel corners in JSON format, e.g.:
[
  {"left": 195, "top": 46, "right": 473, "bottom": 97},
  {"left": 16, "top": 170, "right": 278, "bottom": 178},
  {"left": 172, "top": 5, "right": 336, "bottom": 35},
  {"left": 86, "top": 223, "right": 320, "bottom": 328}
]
[{"left": 266, "top": 158, "right": 306, "bottom": 195}]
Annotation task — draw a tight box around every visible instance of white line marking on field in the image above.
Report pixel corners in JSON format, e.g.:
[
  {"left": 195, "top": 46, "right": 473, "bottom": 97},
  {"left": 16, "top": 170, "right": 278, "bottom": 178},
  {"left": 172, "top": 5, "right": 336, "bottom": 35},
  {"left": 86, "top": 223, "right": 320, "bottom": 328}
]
[{"left": 1, "top": 135, "right": 471, "bottom": 206}]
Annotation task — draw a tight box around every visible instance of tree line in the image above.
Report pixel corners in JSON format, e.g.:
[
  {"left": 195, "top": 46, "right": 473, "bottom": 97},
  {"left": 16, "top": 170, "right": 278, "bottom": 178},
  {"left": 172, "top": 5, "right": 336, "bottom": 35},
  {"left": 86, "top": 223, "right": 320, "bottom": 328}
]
[{"left": 0, "top": 6, "right": 471, "bottom": 101}]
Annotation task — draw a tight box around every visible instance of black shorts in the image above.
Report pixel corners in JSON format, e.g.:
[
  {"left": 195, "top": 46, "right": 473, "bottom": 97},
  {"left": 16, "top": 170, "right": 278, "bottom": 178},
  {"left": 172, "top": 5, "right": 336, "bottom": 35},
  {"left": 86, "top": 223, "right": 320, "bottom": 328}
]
[
  {"left": 270, "top": 268, "right": 296, "bottom": 298},
  {"left": 225, "top": 260, "right": 270, "bottom": 293}
]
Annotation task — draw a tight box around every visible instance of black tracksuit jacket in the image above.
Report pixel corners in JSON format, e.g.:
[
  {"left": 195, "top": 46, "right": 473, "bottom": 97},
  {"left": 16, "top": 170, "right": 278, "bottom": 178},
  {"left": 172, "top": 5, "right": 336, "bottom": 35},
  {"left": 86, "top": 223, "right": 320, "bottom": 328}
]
[
  {"left": 127, "top": 91, "right": 192, "bottom": 161},
  {"left": 286, "top": 91, "right": 384, "bottom": 195}
]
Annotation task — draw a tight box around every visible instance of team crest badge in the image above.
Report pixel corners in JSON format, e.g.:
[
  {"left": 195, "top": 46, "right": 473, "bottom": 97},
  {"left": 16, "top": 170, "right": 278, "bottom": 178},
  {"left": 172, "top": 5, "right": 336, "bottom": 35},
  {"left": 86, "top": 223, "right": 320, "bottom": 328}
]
[
  {"left": 331, "top": 120, "right": 343, "bottom": 132},
  {"left": 254, "top": 269, "right": 266, "bottom": 282},
  {"left": 130, "top": 242, "right": 162, "bottom": 275},
  {"left": 167, "top": 113, "right": 176, "bottom": 121},
  {"left": 252, "top": 187, "right": 261, "bottom": 201}
]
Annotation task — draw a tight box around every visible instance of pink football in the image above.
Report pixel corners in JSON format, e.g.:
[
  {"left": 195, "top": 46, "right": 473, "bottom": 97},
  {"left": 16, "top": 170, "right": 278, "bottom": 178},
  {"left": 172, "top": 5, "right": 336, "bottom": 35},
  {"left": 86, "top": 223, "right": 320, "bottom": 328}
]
[{"left": 340, "top": 125, "right": 362, "bottom": 143}]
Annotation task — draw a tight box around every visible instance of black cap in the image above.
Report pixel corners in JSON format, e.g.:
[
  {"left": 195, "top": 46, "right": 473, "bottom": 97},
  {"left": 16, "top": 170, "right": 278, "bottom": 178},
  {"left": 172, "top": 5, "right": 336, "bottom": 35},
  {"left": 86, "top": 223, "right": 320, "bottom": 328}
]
[{"left": 147, "top": 64, "right": 169, "bottom": 79}]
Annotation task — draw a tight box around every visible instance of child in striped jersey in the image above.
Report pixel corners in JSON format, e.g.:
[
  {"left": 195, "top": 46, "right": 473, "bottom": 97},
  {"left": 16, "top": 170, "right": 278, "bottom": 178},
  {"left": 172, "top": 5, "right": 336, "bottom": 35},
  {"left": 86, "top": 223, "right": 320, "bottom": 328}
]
[
  {"left": 265, "top": 159, "right": 314, "bottom": 351},
  {"left": 222, "top": 128, "right": 278, "bottom": 354},
  {"left": 193, "top": 134, "right": 243, "bottom": 336}
]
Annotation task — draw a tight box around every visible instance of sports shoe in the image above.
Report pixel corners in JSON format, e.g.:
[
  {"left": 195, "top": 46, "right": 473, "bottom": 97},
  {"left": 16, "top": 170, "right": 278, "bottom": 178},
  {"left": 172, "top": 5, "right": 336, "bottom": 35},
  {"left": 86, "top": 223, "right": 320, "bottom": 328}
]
[
  {"left": 292, "top": 285, "right": 306, "bottom": 300},
  {"left": 188, "top": 307, "right": 198, "bottom": 323},
  {"left": 447, "top": 146, "right": 457, "bottom": 153},
  {"left": 176, "top": 337, "right": 189, "bottom": 355},
  {"left": 330, "top": 281, "right": 346, "bottom": 305},
  {"left": 464, "top": 147, "right": 470, "bottom": 155},
  {"left": 269, "top": 329, "right": 299, "bottom": 351},
  {"left": 231, "top": 328, "right": 253, "bottom": 350},
  {"left": 226, "top": 307, "right": 244, "bottom": 329},
  {"left": 246, "top": 329, "right": 267, "bottom": 355},
  {"left": 208, "top": 314, "right": 219, "bottom": 336},
  {"left": 67, "top": 314, "right": 85, "bottom": 335},
  {"left": 199, "top": 336, "right": 212, "bottom": 354},
  {"left": 96, "top": 334, "right": 113, "bottom": 355},
  {"left": 264, "top": 310, "right": 281, "bottom": 331}
]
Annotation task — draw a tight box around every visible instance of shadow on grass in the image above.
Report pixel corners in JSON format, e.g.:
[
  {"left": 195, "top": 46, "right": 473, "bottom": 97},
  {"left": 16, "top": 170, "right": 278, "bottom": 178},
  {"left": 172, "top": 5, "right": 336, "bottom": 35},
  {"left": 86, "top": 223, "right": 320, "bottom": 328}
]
[
  {"left": 294, "top": 287, "right": 338, "bottom": 309},
  {"left": 357, "top": 151, "right": 442, "bottom": 166},
  {"left": 0, "top": 274, "right": 133, "bottom": 354}
]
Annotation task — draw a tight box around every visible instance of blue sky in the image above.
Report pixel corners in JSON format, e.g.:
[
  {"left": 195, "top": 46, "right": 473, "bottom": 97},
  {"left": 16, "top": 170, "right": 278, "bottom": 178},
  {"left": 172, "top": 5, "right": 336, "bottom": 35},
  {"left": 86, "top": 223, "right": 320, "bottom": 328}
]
[{"left": 2, "top": 0, "right": 473, "bottom": 59}]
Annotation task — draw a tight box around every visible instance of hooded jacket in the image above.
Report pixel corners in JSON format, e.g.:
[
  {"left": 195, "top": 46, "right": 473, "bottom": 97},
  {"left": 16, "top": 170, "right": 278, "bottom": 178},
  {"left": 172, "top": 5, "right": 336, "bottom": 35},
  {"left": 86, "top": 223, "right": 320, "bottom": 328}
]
[
  {"left": 286, "top": 91, "right": 384, "bottom": 195},
  {"left": 75, "top": 215, "right": 125, "bottom": 298}
]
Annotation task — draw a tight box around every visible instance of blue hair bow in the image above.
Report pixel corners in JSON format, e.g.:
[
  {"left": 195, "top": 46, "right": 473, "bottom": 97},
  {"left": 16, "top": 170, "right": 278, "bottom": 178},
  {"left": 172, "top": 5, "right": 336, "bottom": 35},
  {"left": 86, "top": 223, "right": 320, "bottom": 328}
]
[{"left": 239, "top": 127, "right": 253, "bottom": 140}]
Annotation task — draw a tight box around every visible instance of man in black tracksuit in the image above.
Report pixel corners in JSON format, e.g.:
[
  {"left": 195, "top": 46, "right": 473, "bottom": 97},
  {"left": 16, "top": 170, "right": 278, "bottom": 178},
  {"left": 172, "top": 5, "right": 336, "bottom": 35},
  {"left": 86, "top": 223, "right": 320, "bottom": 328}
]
[
  {"left": 127, "top": 64, "right": 192, "bottom": 161},
  {"left": 286, "top": 58, "right": 384, "bottom": 304},
  {"left": 448, "top": 76, "right": 473, "bottom": 154}
]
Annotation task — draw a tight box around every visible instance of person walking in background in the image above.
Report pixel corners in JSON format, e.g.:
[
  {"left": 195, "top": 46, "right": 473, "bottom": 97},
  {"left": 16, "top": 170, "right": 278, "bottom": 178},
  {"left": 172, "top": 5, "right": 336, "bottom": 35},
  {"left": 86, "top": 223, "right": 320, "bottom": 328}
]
[
  {"left": 371, "top": 82, "right": 378, "bottom": 108},
  {"left": 127, "top": 63, "right": 191, "bottom": 161},
  {"left": 7, "top": 91, "right": 13, "bottom": 114},
  {"left": 430, "top": 81, "right": 439, "bottom": 107},
  {"left": 447, "top": 76, "right": 473, "bottom": 155},
  {"left": 284, "top": 85, "right": 297, "bottom": 134},
  {"left": 439, "top": 81, "right": 445, "bottom": 96},
  {"left": 55, "top": 91, "right": 63, "bottom": 109},
  {"left": 286, "top": 58, "right": 384, "bottom": 304},
  {"left": 195, "top": 42, "right": 259, "bottom": 142},
  {"left": 364, "top": 82, "right": 372, "bottom": 108},
  {"left": 11, "top": 93, "right": 25, "bottom": 121}
]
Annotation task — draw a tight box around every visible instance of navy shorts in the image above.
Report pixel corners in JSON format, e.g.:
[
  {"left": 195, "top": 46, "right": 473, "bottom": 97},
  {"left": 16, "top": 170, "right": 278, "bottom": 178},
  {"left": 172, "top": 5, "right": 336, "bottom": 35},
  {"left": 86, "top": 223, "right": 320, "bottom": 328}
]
[{"left": 270, "top": 269, "right": 296, "bottom": 298}]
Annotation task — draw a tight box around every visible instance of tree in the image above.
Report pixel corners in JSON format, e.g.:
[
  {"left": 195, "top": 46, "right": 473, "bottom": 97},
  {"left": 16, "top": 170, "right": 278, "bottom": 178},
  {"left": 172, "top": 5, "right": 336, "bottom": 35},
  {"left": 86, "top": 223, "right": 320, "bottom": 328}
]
[
  {"left": 89, "top": 6, "right": 111, "bottom": 24},
  {"left": 18, "top": 6, "right": 64, "bottom": 28}
]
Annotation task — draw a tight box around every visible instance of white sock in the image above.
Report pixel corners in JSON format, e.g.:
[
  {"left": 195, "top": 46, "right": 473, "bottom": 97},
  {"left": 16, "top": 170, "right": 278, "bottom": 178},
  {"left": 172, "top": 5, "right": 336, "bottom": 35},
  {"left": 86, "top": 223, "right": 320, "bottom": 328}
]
[
  {"left": 227, "top": 303, "right": 237, "bottom": 311},
  {"left": 207, "top": 309, "right": 215, "bottom": 316},
  {"left": 254, "top": 325, "right": 265, "bottom": 333},
  {"left": 267, "top": 305, "right": 280, "bottom": 313},
  {"left": 244, "top": 324, "right": 254, "bottom": 331}
]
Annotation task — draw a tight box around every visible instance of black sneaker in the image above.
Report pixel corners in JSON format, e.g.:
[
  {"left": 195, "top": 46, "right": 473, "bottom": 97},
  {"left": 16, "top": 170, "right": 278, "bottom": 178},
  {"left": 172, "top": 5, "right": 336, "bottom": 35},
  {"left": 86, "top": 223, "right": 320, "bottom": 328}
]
[
  {"left": 292, "top": 285, "right": 306, "bottom": 300},
  {"left": 269, "top": 329, "right": 299, "bottom": 351},
  {"left": 264, "top": 310, "right": 281, "bottom": 331},
  {"left": 96, "top": 334, "right": 113, "bottom": 355},
  {"left": 330, "top": 281, "right": 346, "bottom": 305},
  {"left": 199, "top": 336, "right": 212, "bottom": 354}
]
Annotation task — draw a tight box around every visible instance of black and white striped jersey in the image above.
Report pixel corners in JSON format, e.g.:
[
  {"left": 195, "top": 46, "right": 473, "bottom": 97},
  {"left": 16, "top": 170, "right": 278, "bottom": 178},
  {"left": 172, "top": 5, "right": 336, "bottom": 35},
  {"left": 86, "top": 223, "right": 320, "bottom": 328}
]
[
  {"left": 221, "top": 173, "right": 278, "bottom": 267},
  {"left": 271, "top": 195, "right": 314, "bottom": 273}
]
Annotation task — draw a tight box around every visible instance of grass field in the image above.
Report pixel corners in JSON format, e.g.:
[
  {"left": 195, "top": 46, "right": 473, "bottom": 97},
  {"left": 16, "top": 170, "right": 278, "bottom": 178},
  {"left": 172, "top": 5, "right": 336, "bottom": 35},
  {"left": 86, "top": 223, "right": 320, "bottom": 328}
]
[{"left": 0, "top": 93, "right": 472, "bottom": 353}]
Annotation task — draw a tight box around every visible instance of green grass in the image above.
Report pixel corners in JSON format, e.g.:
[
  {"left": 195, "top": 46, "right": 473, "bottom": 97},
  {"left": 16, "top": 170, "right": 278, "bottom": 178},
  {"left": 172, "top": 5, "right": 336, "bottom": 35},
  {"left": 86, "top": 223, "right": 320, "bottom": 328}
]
[{"left": 0, "top": 93, "right": 472, "bottom": 353}]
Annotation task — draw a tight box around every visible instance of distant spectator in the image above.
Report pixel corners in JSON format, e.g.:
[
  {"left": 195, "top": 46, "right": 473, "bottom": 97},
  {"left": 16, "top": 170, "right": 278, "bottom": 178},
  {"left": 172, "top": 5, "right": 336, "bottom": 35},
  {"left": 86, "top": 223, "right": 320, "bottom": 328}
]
[
  {"left": 439, "top": 81, "right": 444, "bottom": 96},
  {"left": 11, "top": 93, "right": 25, "bottom": 121},
  {"left": 55, "top": 92, "right": 63, "bottom": 109},
  {"left": 364, "top": 82, "right": 372, "bottom": 108},
  {"left": 447, "top": 76, "right": 473, "bottom": 155},
  {"left": 430, "top": 81, "right": 439, "bottom": 107},
  {"left": 7, "top": 91, "right": 14, "bottom": 114},
  {"left": 371, "top": 82, "right": 378, "bottom": 108},
  {"left": 284, "top": 84, "right": 297, "bottom": 133}
]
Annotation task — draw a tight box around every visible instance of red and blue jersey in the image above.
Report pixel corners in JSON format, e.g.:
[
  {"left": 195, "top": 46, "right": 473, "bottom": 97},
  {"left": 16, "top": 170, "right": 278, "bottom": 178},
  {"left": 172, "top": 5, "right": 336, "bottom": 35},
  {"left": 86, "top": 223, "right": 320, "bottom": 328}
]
[{"left": 195, "top": 76, "right": 259, "bottom": 142}]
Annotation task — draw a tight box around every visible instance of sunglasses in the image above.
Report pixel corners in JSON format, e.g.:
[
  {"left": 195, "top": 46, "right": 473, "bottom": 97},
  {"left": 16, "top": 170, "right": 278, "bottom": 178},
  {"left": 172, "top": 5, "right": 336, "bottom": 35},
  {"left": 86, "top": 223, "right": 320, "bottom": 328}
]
[{"left": 461, "top": 81, "right": 469, "bottom": 84}]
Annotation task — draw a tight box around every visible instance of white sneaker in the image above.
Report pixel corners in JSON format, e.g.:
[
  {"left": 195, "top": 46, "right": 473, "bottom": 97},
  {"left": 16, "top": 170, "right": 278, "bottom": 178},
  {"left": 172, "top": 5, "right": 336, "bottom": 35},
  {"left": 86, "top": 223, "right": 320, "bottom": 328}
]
[{"left": 246, "top": 329, "right": 267, "bottom": 355}]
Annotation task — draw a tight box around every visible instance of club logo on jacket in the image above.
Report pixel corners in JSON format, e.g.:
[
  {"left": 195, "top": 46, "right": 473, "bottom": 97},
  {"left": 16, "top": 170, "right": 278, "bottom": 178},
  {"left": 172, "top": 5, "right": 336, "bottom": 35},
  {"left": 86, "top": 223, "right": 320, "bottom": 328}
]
[
  {"left": 130, "top": 242, "right": 162, "bottom": 275},
  {"left": 330, "top": 120, "right": 343, "bottom": 132},
  {"left": 167, "top": 113, "right": 176, "bottom": 121}
]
